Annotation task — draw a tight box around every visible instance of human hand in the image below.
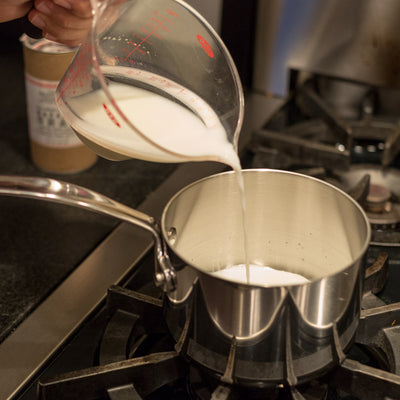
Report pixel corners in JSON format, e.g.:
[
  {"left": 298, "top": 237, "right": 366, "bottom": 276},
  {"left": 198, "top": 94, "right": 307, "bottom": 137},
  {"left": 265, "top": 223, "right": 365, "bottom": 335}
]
[
  {"left": 0, "top": 0, "right": 33, "bottom": 22},
  {"left": 28, "top": 0, "right": 93, "bottom": 47}
]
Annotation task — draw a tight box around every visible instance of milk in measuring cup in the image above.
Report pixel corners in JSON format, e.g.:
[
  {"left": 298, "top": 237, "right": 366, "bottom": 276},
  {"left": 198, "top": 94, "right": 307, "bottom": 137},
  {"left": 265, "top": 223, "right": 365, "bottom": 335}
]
[{"left": 66, "top": 66, "right": 241, "bottom": 168}]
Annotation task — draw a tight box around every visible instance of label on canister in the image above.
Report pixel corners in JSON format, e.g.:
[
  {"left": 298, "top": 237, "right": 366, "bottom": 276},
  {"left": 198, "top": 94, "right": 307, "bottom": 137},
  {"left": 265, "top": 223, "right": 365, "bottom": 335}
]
[
  {"left": 20, "top": 34, "right": 97, "bottom": 174},
  {"left": 24, "top": 73, "right": 82, "bottom": 148}
]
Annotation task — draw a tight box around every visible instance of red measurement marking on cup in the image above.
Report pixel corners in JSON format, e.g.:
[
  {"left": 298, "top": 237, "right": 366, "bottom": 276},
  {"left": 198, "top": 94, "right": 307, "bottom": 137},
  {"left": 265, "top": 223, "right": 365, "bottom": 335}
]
[
  {"left": 56, "top": 42, "right": 93, "bottom": 101},
  {"left": 130, "top": 33, "right": 152, "bottom": 47},
  {"left": 103, "top": 103, "right": 121, "bottom": 128},
  {"left": 197, "top": 35, "right": 214, "bottom": 58},
  {"left": 119, "top": 9, "right": 177, "bottom": 63}
]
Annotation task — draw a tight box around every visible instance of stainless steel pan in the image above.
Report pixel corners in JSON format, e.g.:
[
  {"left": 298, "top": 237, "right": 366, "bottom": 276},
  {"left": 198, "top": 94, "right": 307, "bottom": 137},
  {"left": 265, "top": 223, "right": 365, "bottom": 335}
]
[{"left": 0, "top": 169, "right": 370, "bottom": 386}]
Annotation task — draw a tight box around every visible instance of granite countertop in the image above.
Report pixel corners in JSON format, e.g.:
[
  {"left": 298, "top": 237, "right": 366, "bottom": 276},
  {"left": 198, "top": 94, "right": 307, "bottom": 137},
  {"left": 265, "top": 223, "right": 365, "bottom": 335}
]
[{"left": 0, "top": 22, "right": 177, "bottom": 342}]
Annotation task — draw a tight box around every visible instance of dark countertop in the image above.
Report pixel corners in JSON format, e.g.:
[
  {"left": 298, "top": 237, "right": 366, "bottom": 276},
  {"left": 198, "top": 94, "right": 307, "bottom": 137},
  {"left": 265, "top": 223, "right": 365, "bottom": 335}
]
[{"left": 0, "top": 23, "right": 177, "bottom": 342}]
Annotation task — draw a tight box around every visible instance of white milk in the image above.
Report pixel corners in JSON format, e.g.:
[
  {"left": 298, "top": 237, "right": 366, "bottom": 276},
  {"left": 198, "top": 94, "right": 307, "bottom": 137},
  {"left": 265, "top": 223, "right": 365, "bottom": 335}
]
[
  {"left": 67, "top": 77, "right": 240, "bottom": 166},
  {"left": 68, "top": 72, "right": 250, "bottom": 280},
  {"left": 213, "top": 264, "right": 310, "bottom": 287}
]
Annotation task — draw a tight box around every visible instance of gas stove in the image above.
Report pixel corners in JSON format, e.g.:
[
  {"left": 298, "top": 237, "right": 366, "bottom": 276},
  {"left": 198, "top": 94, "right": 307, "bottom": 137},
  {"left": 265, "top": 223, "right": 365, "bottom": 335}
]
[
  {"left": 4, "top": 77, "right": 400, "bottom": 400},
  {"left": 13, "top": 242, "right": 400, "bottom": 400}
]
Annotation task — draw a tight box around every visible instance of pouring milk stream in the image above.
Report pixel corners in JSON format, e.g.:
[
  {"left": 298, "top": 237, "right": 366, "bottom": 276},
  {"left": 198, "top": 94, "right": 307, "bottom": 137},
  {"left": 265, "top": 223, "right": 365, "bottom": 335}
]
[
  {"left": 56, "top": 0, "right": 308, "bottom": 286},
  {"left": 63, "top": 65, "right": 308, "bottom": 286},
  {"left": 65, "top": 66, "right": 252, "bottom": 281}
]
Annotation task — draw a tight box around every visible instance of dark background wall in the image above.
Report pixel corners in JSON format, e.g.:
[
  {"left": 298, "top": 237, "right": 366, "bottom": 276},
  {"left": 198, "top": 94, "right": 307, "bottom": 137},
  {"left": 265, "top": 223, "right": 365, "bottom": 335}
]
[{"left": 221, "top": 0, "right": 258, "bottom": 91}]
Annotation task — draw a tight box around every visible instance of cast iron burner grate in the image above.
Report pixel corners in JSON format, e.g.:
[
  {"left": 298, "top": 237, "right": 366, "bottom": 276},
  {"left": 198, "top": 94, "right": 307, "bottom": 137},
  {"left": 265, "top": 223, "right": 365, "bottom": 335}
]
[
  {"left": 36, "top": 251, "right": 400, "bottom": 400},
  {"left": 249, "top": 77, "right": 400, "bottom": 171}
]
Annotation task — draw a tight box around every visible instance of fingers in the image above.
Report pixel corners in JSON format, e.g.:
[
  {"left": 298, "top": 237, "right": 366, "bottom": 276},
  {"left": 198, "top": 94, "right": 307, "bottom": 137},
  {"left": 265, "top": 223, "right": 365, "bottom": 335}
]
[
  {"left": 28, "top": 0, "right": 93, "bottom": 46},
  {"left": 52, "top": 0, "right": 93, "bottom": 18},
  {"left": 0, "top": 1, "right": 33, "bottom": 22}
]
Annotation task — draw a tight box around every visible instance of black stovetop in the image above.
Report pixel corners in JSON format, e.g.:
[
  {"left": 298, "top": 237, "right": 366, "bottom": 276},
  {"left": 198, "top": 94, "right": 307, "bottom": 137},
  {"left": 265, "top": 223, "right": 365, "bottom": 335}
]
[{"left": 14, "top": 242, "right": 400, "bottom": 400}]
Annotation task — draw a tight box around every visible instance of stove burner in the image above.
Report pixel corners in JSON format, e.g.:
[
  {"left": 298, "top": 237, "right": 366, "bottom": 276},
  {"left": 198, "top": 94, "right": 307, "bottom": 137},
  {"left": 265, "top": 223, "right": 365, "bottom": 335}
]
[
  {"left": 367, "top": 202, "right": 400, "bottom": 228},
  {"left": 331, "top": 165, "right": 400, "bottom": 231},
  {"left": 366, "top": 184, "right": 391, "bottom": 212}
]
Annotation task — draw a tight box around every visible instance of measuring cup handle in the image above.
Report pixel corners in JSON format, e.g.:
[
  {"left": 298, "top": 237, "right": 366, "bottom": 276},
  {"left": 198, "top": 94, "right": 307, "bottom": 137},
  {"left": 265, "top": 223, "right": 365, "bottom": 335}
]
[{"left": 0, "top": 175, "right": 176, "bottom": 292}]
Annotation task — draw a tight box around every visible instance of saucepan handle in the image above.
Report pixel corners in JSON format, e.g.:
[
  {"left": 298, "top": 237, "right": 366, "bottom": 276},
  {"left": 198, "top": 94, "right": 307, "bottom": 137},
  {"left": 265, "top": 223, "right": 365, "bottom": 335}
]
[{"left": 0, "top": 175, "right": 176, "bottom": 292}]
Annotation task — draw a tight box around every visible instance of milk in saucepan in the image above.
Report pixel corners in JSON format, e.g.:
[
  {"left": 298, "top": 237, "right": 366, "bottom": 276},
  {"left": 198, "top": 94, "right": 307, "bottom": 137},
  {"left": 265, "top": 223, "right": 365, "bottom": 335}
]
[
  {"left": 213, "top": 264, "right": 310, "bottom": 287},
  {"left": 68, "top": 71, "right": 306, "bottom": 286}
]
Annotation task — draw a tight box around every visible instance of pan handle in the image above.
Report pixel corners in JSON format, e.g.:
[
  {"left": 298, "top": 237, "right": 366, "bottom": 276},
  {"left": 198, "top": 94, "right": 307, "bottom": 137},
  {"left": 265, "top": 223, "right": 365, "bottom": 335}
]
[{"left": 0, "top": 175, "right": 176, "bottom": 292}]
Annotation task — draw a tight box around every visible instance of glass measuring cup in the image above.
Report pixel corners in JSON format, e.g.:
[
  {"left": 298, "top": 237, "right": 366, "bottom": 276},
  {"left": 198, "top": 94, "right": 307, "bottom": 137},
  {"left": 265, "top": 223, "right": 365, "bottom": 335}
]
[{"left": 55, "top": 0, "right": 244, "bottom": 163}]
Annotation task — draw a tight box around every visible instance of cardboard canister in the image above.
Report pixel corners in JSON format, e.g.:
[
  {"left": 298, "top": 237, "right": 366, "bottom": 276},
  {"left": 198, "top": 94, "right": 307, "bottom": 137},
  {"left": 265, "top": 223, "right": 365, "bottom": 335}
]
[{"left": 21, "top": 35, "right": 97, "bottom": 174}]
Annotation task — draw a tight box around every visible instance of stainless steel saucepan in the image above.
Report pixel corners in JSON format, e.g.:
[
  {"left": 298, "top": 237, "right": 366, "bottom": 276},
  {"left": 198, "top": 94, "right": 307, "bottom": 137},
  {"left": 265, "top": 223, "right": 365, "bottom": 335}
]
[{"left": 0, "top": 169, "right": 370, "bottom": 387}]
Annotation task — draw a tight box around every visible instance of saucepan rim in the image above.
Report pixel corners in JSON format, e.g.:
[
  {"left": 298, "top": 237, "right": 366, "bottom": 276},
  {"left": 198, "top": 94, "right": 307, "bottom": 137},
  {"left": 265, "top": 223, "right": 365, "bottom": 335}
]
[{"left": 160, "top": 168, "right": 372, "bottom": 288}]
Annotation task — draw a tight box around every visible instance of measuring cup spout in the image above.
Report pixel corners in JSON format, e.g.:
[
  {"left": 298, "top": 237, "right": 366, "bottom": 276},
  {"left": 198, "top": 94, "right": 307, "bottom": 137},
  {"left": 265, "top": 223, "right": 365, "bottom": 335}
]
[{"left": 0, "top": 175, "right": 176, "bottom": 292}]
